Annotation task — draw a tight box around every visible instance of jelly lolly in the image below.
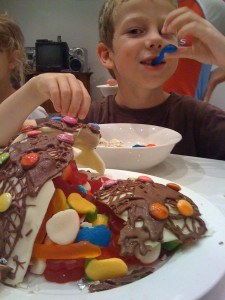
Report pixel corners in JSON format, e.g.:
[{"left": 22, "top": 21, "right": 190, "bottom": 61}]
[{"left": 151, "top": 44, "right": 177, "bottom": 66}]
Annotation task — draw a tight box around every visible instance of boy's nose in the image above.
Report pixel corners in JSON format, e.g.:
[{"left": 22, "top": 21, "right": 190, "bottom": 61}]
[{"left": 145, "top": 32, "right": 163, "bottom": 50}]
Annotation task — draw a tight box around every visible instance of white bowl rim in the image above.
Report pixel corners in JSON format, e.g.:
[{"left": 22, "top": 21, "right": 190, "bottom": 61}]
[
  {"left": 96, "top": 84, "right": 118, "bottom": 88},
  {"left": 97, "top": 123, "right": 182, "bottom": 149}
]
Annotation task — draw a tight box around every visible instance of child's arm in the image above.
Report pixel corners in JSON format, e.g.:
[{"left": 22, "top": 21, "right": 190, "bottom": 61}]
[
  {"left": 0, "top": 73, "right": 91, "bottom": 146},
  {"left": 162, "top": 7, "right": 225, "bottom": 68}
]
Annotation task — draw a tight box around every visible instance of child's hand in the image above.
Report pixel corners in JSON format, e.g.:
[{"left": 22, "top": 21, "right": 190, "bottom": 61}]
[
  {"left": 162, "top": 7, "right": 225, "bottom": 68},
  {"left": 31, "top": 73, "right": 91, "bottom": 119}
]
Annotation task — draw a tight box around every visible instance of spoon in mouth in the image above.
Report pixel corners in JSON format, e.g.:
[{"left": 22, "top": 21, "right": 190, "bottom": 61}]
[{"left": 151, "top": 44, "right": 177, "bottom": 66}]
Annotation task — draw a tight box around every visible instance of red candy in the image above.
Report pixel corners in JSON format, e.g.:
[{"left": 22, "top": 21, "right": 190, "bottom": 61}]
[
  {"left": 62, "top": 116, "right": 77, "bottom": 125},
  {"left": 103, "top": 179, "right": 118, "bottom": 189},
  {"left": 88, "top": 178, "right": 103, "bottom": 193},
  {"left": 44, "top": 259, "right": 85, "bottom": 283},
  {"left": 27, "top": 130, "right": 42, "bottom": 137},
  {"left": 21, "top": 153, "right": 39, "bottom": 169},
  {"left": 62, "top": 161, "right": 87, "bottom": 186},
  {"left": 57, "top": 133, "right": 74, "bottom": 144},
  {"left": 137, "top": 176, "right": 153, "bottom": 183}
]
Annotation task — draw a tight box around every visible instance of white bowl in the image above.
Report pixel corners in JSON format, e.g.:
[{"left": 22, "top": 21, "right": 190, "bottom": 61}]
[
  {"left": 96, "top": 84, "right": 118, "bottom": 97},
  {"left": 96, "top": 123, "right": 182, "bottom": 171}
]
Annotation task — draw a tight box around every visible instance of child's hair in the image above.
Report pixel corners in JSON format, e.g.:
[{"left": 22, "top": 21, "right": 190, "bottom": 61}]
[
  {"left": 99, "top": 0, "right": 178, "bottom": 49},
  {"left": 0, "top": 12, "right": 27, "bottom": 89}
]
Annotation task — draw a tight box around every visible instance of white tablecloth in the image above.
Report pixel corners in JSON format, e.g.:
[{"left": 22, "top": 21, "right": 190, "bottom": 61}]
[{"left": 144, "top": 154, "right": 225, "bottom": 300}]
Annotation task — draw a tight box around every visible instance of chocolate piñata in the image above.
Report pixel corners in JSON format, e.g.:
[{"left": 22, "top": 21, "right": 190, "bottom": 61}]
[{"left": 0, "top": 119, "right": 105, "bottom": 285}]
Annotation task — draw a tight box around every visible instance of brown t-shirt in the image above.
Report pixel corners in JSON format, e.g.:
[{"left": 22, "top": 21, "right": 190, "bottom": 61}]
[{"left": 83, "top": 93, "right": 225, "bottom": 160}]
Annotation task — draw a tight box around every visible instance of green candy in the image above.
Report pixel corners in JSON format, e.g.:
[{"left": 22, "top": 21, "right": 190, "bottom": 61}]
[
  {"left": 0, "top": 153, "right": 9, "bottom": 165},
  {"left": 162, "top": 240, "right": 181, "bottom": 251}
]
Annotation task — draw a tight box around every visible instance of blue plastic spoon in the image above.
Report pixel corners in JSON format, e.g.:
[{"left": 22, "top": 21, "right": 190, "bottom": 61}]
[{"left": 151, "top": 44, "right": 177, "bottom": 66}]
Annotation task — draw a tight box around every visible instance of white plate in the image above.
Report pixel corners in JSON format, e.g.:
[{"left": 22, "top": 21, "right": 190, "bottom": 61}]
[{"left": 1, "top": 169, "right": 225, "bottom": 300}]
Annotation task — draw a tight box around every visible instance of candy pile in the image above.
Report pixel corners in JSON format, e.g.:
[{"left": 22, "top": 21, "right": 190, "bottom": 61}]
[
  {"left": 31, "top": 166, "right": 207, "bottom": 291},
  {"left": 29, "top": 161, "right": 129, "bottom": 284}
]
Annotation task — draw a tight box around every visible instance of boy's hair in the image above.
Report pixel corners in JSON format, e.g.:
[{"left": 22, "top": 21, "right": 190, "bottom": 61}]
[
  {"left": 0, "top": 12, "right": 27, "bottom": 89},
  {"left": 99, "top": 0, "right": 178, "bottom": 49}
]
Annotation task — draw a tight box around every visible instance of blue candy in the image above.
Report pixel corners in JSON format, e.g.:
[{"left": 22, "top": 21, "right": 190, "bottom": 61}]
[
  {"left": 88, "top": 123, "right": 100, "bottom": 130},
  {"left": 51, "top": 116, "right": 62, "bottom": 121},
  {"left": 132, "top": 144, "right": 145, "bottom": 148},
  {"left": 75, "top": 225, "right": 111, "bottom": 247},
  {"left": 77, "top": 184, "right": 87, "bottom": 195},
  {"left": 151, "top": 44, "right": 177, "bottom": 66}
]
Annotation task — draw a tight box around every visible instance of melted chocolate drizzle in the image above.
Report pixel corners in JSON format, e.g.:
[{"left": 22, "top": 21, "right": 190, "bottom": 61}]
[
  {"left": 95, "top": 180, "right": 207, "bottom": 257},
  {"left": 0, "top": 133, "right": 74, "bottom": 279}
]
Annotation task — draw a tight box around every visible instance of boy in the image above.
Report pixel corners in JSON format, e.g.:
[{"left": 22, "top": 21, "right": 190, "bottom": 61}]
[
  {"left": 84, "top": 0, "right": 225, "bottom": 160},
  {"left": 0, "top": 1, "right": 225, "bottom": 160}
]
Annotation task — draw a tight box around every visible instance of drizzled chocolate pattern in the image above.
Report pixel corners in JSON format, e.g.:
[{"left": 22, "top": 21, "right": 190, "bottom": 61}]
[
  {"left": 37, "top": 119, "right": 100, "bottom": 135},
  {"left": 0, "top": 133, "right": 74, "bottom": 278},
  {"left": 95, "top": 179, "right": 207, "bottom": 257}
]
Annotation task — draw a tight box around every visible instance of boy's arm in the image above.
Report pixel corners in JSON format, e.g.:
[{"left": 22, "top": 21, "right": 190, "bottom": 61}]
[
  {"left": 0, "top": 73, "right": 90, "bottom": 146},
  {"left": 162, "top": 7, "right": 225, "bottom": 68}
]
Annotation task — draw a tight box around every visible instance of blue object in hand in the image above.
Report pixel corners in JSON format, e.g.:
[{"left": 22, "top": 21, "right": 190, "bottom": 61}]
[{"left": 151, "top": 44, "right": 177, "bottom": 66}]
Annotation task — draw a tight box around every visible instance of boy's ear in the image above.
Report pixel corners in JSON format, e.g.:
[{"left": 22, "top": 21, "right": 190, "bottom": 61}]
[
  {"left": 97, "top": 42, "right": 115, "bottom": 70},
  {"left": 8, "top": 50, "right": 21, "bottom": 70}
]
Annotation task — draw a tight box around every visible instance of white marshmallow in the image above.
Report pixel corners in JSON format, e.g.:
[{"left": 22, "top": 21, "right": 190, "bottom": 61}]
[{"left": 46, "top": 209, "right": 80, "bottom": 245}]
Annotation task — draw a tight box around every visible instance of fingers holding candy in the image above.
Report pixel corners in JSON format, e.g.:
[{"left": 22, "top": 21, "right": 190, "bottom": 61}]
[
  {"left": 33, "top": 73, "right": 91, "bottom": 119},
  {"left": 162, "top": 7, "right": 225, "bottom": 67}
]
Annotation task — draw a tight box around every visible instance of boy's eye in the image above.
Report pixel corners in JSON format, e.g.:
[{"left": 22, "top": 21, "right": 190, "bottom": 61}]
[{"left": 127, "top": 28, "right": 143, "bottom": 35}]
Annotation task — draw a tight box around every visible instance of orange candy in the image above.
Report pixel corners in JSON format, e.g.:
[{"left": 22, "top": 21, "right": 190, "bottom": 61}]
[
  {"left": 32, "top": 241, "right": 101, "bottom": 259},
  {"left": 35, "top": 200, "right": 54, "bottom": 244},
  {"left": 51, "top": 189, "right": 68, "bottom": 214},
  {"left": 177, "top": 199, "right": 194, "bottom": 217},
  {"left": 150, "top": 203, "right": 169, "bottom": 220},
  {"left": 21, "top": 125, "right": 33, "bottom": 133},
  {"left": 166, "top": 182, "right": 181, "bottom": 192},
  {"left": 146, "top": 143, "right": 156, "bottom": 147},
  {"left": 21, "top": 152, "right": 39, "bottom": 169}
]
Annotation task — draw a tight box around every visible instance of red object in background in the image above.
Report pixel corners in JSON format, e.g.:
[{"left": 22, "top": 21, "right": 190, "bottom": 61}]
[
  {"left": 44, "top": 259, "right": 85, "bottom": 283},
  {"left": 164, "top": 0, "right": 205, "bottom": 97}
]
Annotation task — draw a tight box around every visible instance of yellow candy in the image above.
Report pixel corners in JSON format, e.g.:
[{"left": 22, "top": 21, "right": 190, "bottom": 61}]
[
  {"left": 67, "top": 193, "right": 96, "bottom": 214},
  {"left": 85, "top": 258, "right": 128, "bottom": 281},
  {"left": 92, "top": 214, "right": 108, "bottom": 226},
  {"left": 0, "top": 193, "right": 12, "bottom": 212}
]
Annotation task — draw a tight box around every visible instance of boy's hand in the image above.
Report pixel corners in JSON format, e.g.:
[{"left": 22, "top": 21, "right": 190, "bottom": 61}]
[
  {"left": 203, "top": 67, "right": 225, "bottom": 103},
  {"left": 162, "top": 7, "right": 225, "bottom": 68},
  {"left": 31, "top": 73, "right": 91, "bottom": 119}
]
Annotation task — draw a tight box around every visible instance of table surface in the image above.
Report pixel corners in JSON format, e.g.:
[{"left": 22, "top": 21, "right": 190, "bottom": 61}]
[{"left": 144, "top": 154, "right": 225, "bottom": 300}]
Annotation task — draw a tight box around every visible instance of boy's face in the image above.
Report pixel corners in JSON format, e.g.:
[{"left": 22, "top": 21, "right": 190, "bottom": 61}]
[{"left": 106, "top": 0, "right": 178, "bottom": 89}]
